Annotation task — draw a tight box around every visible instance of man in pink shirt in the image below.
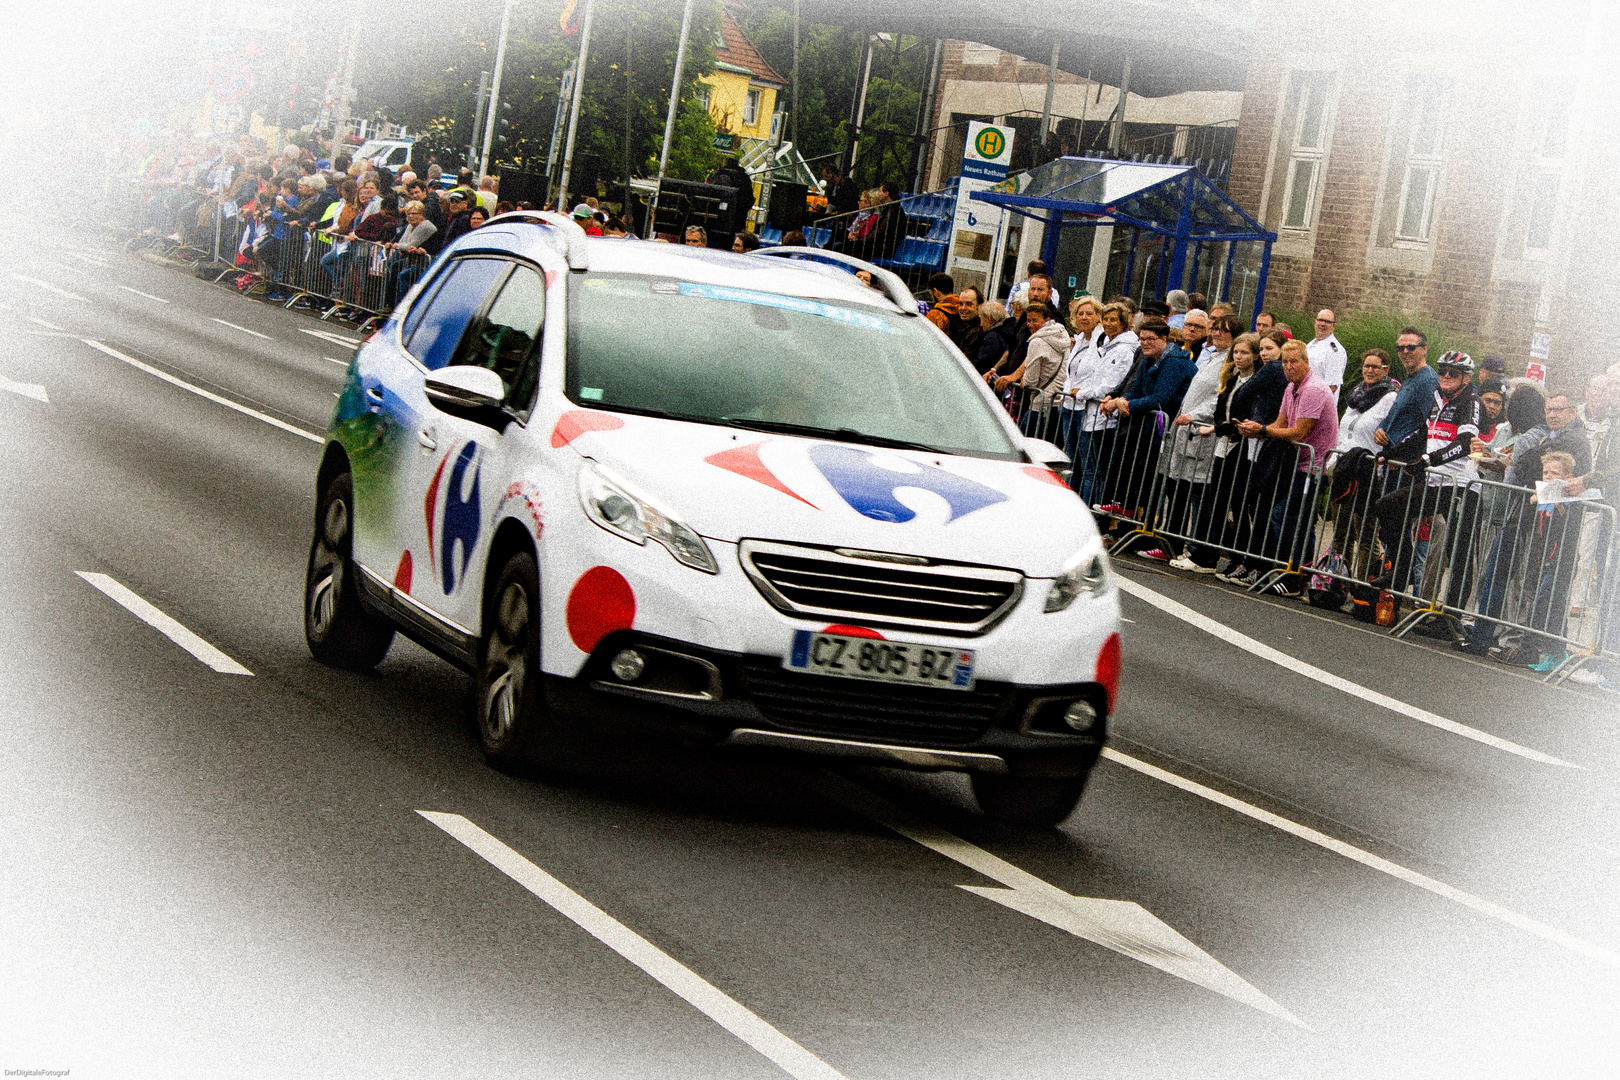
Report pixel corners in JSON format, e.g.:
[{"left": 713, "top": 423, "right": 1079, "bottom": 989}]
[{"left": 1258, "top": 340, "right": 1340, "bottom": 595}]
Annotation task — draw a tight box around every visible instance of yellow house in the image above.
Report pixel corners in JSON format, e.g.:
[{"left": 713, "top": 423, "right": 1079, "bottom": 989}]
[{"left": 696, "top": 7, "right": 783, "bottom": 146}]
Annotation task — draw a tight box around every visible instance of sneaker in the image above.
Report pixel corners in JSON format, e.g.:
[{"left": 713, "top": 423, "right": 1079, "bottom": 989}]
[
  {"left": 1168, "top": 554, "right": 1206, "bottom": 572},
  {"left": 1215, "top": 564, "right": 1246, "bottom": 583},
  {"left": 1529, "top": 652, "right": 1569, "bottom": 674},
  {"left": 1264, "top": 576, "right": 1302, "bottom": 598},
  {"left": 1094, "top": 502, "right": 1126, "bottom": 515},
  {"left": 1139, "top": 548, "right": 1169, "bottom": 562},
  {"left": 1489, "top": 643, "right": 1535, "bottom": 667},
  {"left": 1230, "top": 568, "right": 1262, "bottom": 588},
  {"left": 1453, "top": 638, "right": 1493, "bottom": 657}
]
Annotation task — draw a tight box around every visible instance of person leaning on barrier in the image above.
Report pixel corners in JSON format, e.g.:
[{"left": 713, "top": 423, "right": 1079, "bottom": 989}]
[
  {"left": 1375, "top": 327, "right": 1440, "bottom": 455},
  {"left": 953, "top": 286, "right": 984, "bottom": 359},
  {"left": 440, "top": 190, "right": 475, "bottom": 246},
  {"left": 974, "top": 300, "right": 1017, "bottom": 376},
  {"left": 1325, "top": 350, "right": 1402, "bottom": 578},
  {"left": 1056, "top": 297, "right": 1105, "bottom": 478},
  {"left": 1062, "top": 301, "right": 1139, "bottom": 506},
  {"left": 1152, "top": 315, "right": 1235, "bottom": 563},
  {"left": 1211, "top": 332, "right": 1291, "bottom": 586},
  {"left": 994, "top": 301, "right": 1070, "bottom": 437},
  {"left": 1256, "top": 340, "right": 1341, "bottom": 596},
  {"left": 1370, "top": 351, "right": 1484, "bottom": 622},
  {"left": 1177, "top": 332, "right": 1265, "bottom": 573},
  {"left": 385, "top": 199, "right": 440, "bottom": 306},
  {"left": 1095, "top": 318, "right": 1195, "bottom": 526}
]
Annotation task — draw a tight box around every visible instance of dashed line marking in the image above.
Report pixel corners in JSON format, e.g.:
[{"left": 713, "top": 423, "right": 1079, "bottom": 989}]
[
  {"left": 1103, "top": 748, "right": 1620, "bottom": 970},
  {"left": 62, "top": 252, "right": 110, "bottom": 268},
  {"left": 210, "top": 317, "right": 272, "bottom": 340},
  {"left": 79, "top": 339, "right": 321, "bottom": 444},
  {"left": 12, "top": 275, "right": 87, "bottom": 302},
  {"left": 0, "top": 376, "right": 49, "bottom": 402},
  {"left": 118, "top": 285, "right": 170, "bottom": 304},
  {"left": 26, "top": 316, "right": 65, "bottom": 331},
  {"left": 419, "top": 812, "right": 850, "bottom": 1080},
  {"left": 75, "top": 572, "right": 252, "bottom": 675},
  {"left": 298, "top": 327, "right": 361, "bottom": 347},
  {"left": 323, "top": 356, "right": 349, "bottom": 368}
]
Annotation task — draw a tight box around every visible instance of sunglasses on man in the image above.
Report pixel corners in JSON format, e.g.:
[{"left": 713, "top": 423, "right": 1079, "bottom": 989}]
[{"left": 1437, "top": 364, "right": 1470, "bottom": 377}]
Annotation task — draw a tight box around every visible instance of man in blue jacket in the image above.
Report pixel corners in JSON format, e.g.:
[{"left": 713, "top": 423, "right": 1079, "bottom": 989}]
[{"left": 1097, "top": 318, "right": 1196, "bottom": 521}]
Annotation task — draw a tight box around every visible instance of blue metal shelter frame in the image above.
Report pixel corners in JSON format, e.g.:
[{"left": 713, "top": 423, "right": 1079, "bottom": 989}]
[{"left": 970, "top": 157, "right": 1277, "bottom": 318}]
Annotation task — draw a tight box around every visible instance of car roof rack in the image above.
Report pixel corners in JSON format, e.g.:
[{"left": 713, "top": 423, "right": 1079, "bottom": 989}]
[
  {"left": 484, "top": 211, "right": 591, "bottom": 270},
  {"left": 750, "top": 247, "right": 918, "bottom": 316}
]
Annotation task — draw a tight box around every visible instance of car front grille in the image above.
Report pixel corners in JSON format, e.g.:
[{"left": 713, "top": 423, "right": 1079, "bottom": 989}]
[
  {"left": 739, "top": 540, "right": 1022, "bottom": 635},
  {"left": 739, "top": 658, "right": 1011, "bottom": 745}
]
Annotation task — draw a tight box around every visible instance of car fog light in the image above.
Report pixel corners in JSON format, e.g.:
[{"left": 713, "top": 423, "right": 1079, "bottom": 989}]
[
  {"left": 611, "top": 649, "right": 646, "bottom": 683},
  {"left": 1062, "top": 700, "right": 1098, "bottom": 731}
]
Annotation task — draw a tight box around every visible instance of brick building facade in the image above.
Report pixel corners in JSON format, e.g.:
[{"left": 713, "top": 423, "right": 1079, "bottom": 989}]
[{"left": 1226, "top": 0, "right": 1616, "bottom": 384}]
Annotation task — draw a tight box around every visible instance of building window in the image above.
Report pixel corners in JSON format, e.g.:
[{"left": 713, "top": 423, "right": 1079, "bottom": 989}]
[
  {"left": 1280, "top": 73, "right": 1331, "bottom": 230},
  {"left": 743, "top": 88, "right": 761, "bottom": 127},
  {"left": 696, "top": 85, "right": 711, "bottom": 112},
  {"left": 1525, "top": 173, "right": 1560, "bottom": 250},
  {"left": 1394, "top": 93, "right": 1443, "bottom": 242}
]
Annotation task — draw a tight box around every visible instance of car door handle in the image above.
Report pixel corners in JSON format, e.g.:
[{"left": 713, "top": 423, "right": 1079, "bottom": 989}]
[
  {"left": 417, "top": 429, "right": 437, "bottom": 451},
  {"left": 364, "top": 386, "right": 385, "bottom": 410}
]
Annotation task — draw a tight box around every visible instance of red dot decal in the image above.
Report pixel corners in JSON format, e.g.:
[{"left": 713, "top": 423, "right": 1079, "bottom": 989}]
[
  {"left": 392, "top": 550, "right": 413, "bottom": 594},
  {"left": 551, "top": 409, "right": 626, "bottom": 448},
  {"left": 566, "top": 566, "right": 636, "bottom": 653},
  {"left": 1095, "top": 632, "right": 1122, "bottom": 711}
]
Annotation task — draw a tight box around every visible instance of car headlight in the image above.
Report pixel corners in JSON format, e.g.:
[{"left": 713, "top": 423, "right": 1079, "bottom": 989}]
[
  {"left": 578, "top": 461, "right": 718, "bottom": 574},
  {"left": 1044, "top": 538, "right": 1113, "bottom": 612}
]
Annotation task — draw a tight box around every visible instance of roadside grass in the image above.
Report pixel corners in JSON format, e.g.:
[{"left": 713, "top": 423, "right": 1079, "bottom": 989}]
[{"left": 1266, "top": 306, "right": 1489, "bottom": 391}]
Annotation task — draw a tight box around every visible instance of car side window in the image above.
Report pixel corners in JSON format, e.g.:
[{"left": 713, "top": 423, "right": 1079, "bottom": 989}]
[
  {"left": 405, "top": 257, "right": 508, "bottom": 371},
  {"left": 453, "top": 263, "right": 545, "bottom": 416}
]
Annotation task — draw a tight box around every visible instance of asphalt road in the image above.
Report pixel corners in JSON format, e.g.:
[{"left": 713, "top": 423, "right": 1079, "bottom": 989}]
[{"left": 1, "top": 225, "right": 1617, "bottom": 1079}]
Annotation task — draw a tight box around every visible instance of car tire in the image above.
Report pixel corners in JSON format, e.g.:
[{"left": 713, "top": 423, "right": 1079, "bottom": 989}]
[
  {"left": 475, "top": 550, "right": 557, "bottom": 773},
  {"left": 305, "top": 472, "right": 395, "bottom": 671},
  {"left": 971, "top": 772, "right": 1090, "bottom": 827}
]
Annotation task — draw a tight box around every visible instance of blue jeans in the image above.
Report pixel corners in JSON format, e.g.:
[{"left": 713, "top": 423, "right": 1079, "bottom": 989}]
[{"left": 1268, "top": 470, "right": 1320, "bottom": 571}]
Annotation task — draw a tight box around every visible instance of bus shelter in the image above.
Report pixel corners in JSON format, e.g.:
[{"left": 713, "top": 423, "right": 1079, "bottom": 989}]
[{"left": 971, "top": 157, "right": 1277, "bottom": 319}]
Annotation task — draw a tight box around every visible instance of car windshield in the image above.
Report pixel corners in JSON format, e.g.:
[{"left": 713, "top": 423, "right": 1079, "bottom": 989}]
[{"left": 565, "top": 273, "right": 1019, "bottom": 460}]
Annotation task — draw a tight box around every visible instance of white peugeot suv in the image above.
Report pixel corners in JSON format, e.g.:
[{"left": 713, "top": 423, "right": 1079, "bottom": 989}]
[{"left": 304, "top": 214, "right": 1120, "bottom": 824}]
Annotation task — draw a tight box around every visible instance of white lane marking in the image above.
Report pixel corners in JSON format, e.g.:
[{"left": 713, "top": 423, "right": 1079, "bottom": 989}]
[
  {"left": 814, "top": 773, "right": 1304, "bottom": 1026},
  {"left": 47, "top": 262, "right": 89, "bottom": 276},
  {"left": 419, "top": 812, "right": 850, "bottom": 1080},
  {"left": 80, "top": 340, "right": 321, "bottom": 444},
  {"left": 118, "top": 285, "right": 170, "bottom": 304},
  {"left": 1114, "top": 577, "right": 1576, "bottom": 768},
  {"left": 63, "top": 252, "right": 110, "bottom": 268},
  {"left": 211, "top": 317, "right": 273, "bottom": 340},
  {"left": 26, "top": 316, "right": 65, "bottom": 331},
  {"left": 11, "top": 274, "right": 88, "bottom": 302},
  {"left": 1102, "top": 748, "right": 1620, "bottom": 970},
  {"left": 0, "top": 376, "right": 49, "bottom": 403},
  {"left": 323, "top": 356, "right": 349, "bottom": 368},
  {"left": 298, "top": 327, "right": 361, "bottom": 347},
  {"left": 75, "top": 572, "right": 252, "bottom": 675}
]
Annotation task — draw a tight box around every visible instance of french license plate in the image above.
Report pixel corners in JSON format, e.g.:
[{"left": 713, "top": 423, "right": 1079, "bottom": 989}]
[{"left": 785, "top": 629, "right": 975, "bottom": 690}]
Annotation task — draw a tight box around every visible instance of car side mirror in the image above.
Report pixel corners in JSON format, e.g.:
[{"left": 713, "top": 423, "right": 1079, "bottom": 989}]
[
  {"left": 424, "top": 366, "right": 510, "bottom": 430},
  {"left": 1023, "top": 437, "right": 1073, "bottom": 481}
]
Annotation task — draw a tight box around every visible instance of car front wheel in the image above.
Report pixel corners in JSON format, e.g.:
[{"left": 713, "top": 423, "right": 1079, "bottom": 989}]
[
  {"left": 305, "top": 472, "right": 395, "bottom": 671},
  {"left": 475, "top": 550, "right": 559, "bottom": 772}
]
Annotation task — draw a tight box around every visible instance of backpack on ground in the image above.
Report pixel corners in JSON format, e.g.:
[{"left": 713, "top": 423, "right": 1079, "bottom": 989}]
[{"left": 1306, "top": 549, "right": 1350, "bottom": 610}]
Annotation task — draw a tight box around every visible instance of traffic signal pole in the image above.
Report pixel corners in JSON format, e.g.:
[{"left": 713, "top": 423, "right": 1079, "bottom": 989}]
[{"left": 479, "top": 0, "right": 514, "bottom": 178}]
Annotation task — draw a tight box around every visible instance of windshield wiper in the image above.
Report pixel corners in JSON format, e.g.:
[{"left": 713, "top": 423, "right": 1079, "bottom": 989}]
[{"left": 717, "top": 417, "right": 943, "bottom": 453}]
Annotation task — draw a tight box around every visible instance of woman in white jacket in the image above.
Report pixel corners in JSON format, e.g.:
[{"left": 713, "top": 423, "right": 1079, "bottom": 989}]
[
  {"left": 1063, "top": 301, "right": 1138, "bottom": 503},
  {"left": 1005, "top": 302, "right": 1072, "bottom": 437}
]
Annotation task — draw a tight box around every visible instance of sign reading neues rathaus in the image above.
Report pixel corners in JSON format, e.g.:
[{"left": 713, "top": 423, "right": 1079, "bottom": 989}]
[{"left": 948, "top": 120, "right": 1016, "bottom": 299}]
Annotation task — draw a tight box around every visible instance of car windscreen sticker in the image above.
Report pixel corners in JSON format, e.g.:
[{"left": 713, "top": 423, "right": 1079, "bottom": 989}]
[
  {"left": 809, "top": 444, "right": 1008, "bottom": 523},
  {"left": 676, "top": 282, "right": 892, "bottom": 332}
]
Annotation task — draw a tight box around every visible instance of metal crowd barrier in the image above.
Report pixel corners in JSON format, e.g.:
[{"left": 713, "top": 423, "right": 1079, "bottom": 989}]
[
  {"left": 97, "top": 181, "right": 429, "bottom": 326},
  {"left": 996, "top": 380, "right": 1616, "bottom": 681}
]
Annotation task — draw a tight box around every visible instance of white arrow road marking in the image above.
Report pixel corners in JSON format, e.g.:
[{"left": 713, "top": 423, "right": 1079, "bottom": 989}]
[
  {"left": 814, "top": 772, "right": 1305, "bottom": 1027},
  {"left": 11, "top": 274, "right": 87, "bottom": 302},
  {"left": 80, "top": 340, "right": 321, "bottom": 444},
  {"left": 117, "top": 285, "right": 170, "bottom": 303},
  {"left": 1114, "top": 576, "right": 1576, "bottom": 768},
  {"left": 211, "top": 317, "right": 272, "bottom": 340},
  {"left": 298, "top": 327, "right": 362, "bottom": 347},
  {"left": 1103, "top": 748, "right": 1620, "bottom": 970},
  {"left": 0, "top": 376, "right": 49, "bottom": 402},
  {"left": 418, "top": 812, "right": 850, "bottom": 1080},
  {"left": 75, "top": 572, "right": 252, "bottom": 675}
]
